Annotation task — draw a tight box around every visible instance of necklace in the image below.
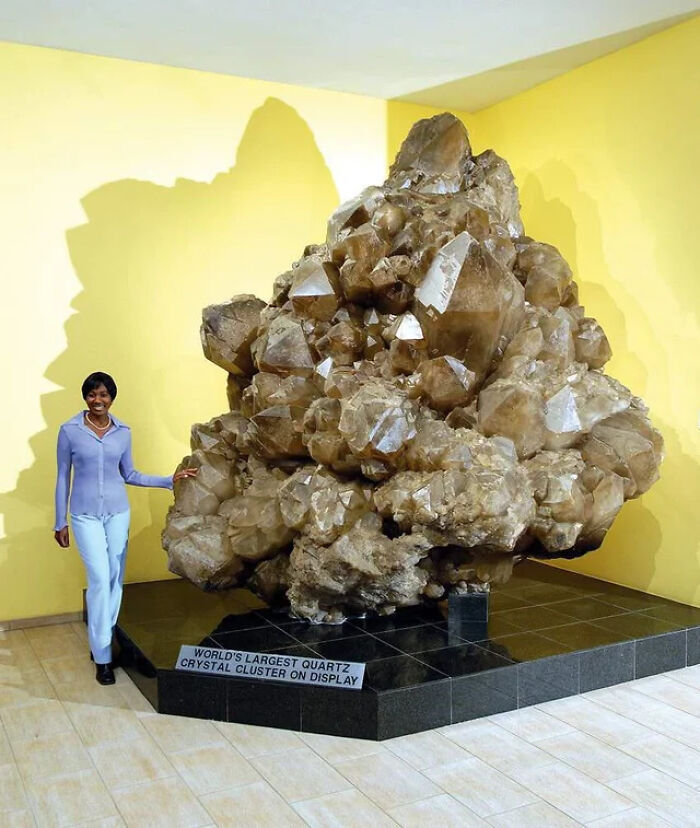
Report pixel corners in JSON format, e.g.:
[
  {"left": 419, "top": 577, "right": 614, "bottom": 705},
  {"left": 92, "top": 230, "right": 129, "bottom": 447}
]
[{"left": 85, "top": 412, "right": 111, "bottom": 431}]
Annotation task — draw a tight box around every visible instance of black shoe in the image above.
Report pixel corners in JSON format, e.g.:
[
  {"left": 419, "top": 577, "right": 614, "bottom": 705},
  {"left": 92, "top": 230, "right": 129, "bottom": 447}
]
[{"left": 95, "top": 663, "right": 115, "bottom": 685}]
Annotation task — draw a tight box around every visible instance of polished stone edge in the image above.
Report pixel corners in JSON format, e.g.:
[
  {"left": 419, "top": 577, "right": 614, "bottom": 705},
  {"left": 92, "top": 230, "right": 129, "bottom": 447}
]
[
  {"left": 115, "top": 627, "right": 158, "bottom": 710},
  {"left": 634, "top": 630, "right": 686, "bottom": 678},
  {"left": 114, "top": 622, "right": 700, "bottom": 740},
  {"left": 580, "top": 641, "right": 634, "bottom": 692},
  {"left": 688, "top": 626, "right": 700, "bottom": 666}
]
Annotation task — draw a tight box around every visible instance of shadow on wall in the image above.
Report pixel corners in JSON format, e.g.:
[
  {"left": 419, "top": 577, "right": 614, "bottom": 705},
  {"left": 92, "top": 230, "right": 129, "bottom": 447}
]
[
  {"left": 520, "top": 163, "right": 700, "bottom": 600},
  {"left": 0, "top": 97, "right": 339, "bottom": 619}
]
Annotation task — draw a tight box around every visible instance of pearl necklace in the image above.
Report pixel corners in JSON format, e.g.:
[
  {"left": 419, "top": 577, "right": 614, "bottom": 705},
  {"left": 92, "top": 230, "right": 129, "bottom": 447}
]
[{"left": 85, "top": 412, "right": 112, "bottom": 431}]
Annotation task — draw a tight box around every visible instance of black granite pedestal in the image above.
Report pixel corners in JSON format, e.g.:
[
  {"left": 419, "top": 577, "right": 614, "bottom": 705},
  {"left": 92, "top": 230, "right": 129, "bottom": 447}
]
[{"left": 113, "top": 560, "right": 700, "bottom": 740}]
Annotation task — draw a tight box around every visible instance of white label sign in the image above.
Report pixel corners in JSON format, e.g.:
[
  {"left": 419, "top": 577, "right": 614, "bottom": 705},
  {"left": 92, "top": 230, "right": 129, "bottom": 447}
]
[{"left": 175, "top": 645, "right": 365, "bottom": 690}]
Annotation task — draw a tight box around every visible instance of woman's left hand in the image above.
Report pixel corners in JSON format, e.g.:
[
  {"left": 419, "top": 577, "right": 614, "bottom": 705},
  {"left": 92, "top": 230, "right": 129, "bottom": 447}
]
[{"left": 173, "top": 467, "right": 198, "bottom": 485}]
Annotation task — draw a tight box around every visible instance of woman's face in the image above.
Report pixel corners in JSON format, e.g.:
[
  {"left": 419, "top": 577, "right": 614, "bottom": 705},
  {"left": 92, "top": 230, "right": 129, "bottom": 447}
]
[{"left": 84, "top": 384, "right": 113, "bottom": 418}]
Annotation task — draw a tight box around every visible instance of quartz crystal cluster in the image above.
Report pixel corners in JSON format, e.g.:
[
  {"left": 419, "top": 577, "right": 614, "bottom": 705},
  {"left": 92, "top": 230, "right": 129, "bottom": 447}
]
[{"left": 162, "top": 114, "right": 663, "bottom": 622}]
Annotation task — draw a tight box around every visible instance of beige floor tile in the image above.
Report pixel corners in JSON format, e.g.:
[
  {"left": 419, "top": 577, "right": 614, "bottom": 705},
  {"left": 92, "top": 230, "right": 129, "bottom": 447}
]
[
  {"left": 115, "top": 681, "right": 155, "bottom": 715},
  {"left": 27, "top": 768, "right": 117, "bottom": 827},
  {"left": 12, "top": 730, "right": 91, "bottom": 782},
  {"left": 619, "top": 732, "right": 700, "bottom": 788},
  {"left": 585, "top": 685, "right": 700, "bottom": 749},
  {"left": 213, "top": 721, "right": 303, "bottom": 758},
  {"left": 41, "top": 654, "right": 95, "bottom": 686},
  {"left": 169, "top": 742, "right": 260, "bottom": 796},
  {"left": 668, "top": 664, "right": 700, "bottom": 690},
  {"left": 112, "top": 776, "right": 211, "bottom": 828},
  {"left": 385, "top": 731, "right": 470, "bottom": 771},
  {"left": 89, "top": 736, "right": 175, "bottom": 790},
  {"left": 54, "top": 680, "right": 129, "bottom": 709},
  {"left": 69, "top": 622, "right": 89, "bottom": 643},
  {"left": 536, "top": 730, "right": 646, "bottom": 782},
  {"left": 632, "top": 674, "right": 700, "bottom": 716},
  {"left": 300, "top": 732, "right": 387, "bottom": 764},
  {"left": 439, "top": 719, "right": 555, "bottom": 774},
  {"left": 0, "top": 647, "right": 42, "bottom": 673},
  {"left": 0, "top": 722, "right": 13, "bottom": 764},
  {"left": 1, "top": 699, "right": 74, "bottom": 743},
  {"left": 200, "top": 780, "right": 305, "bottom": 827},
  {"left": 0, "top": 764, "right": 29, "bottom": 812},
  {"left": 28, "top": 633, "right": 85, "bottom": 662},
  {"left": 333, "top": 751, "right": 439, "bottom": 811},
  {"left": 68, "top": 704, "right": 147, "bottom": 748},
  {"left": 77, "top": 818, "right": 126, "bottom": 827},
  {"left": 141, "top": 713, "right": 224, "bottom": 754},
  {"left": 0, "top": 630, "right": 31, "bottom": 649},
  {"left": 23, "top": 625, "right": 77, "bottom": 647},
  {"left": 23, "top": 622, "right": 73, "bottom": 644},
  {"left": 112, "top": 669, "right": 133, "bottom": 688},
  {"left": 508, "top": 760, "right": 633, "bottom": 823},
  {"left": 390, "top": 792, "right": 487, "bottom": 826},
  {"left": 13, "top": 615, "right": 80, "bottom": 630},
  {"left": 294, "top": 787, "right": 398, "bottom": 827},
  {"left": 607, "top": 768, "right": 700, "bottom": 826},
  {"left": 486, "top": 801, "right": 581, "bottom": 827},
  {"left": 0, "top": 669, "right": 56, "bottom": 709},
  {"left": 2, "top": 810, "right": 36, "bottom": 827},
  {"left": 489, "top": 707, "right": 574, "bottom": 742},
  {"left": 251, "top": 746, "right": 350, "bottom": 803},
  {"left": 424, "top": 757, "right": 538, "bottom": 817},
  {"left": 588, "top": 805, "right": 675, "bottom": 826},
  {"left": 537, "top": 695, "right": 654, "bottom": 746}
]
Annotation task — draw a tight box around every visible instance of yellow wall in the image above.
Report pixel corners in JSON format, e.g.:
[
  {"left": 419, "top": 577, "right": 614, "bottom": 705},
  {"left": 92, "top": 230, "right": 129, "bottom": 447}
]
[
  {"left": 0, "top": 41, "right": 386, "bottom": 621},
  {"left": 464, "top": 16, "right": 700, "bottom": 605},
  {"left": 2, "top": 17, "right": 698, "bottom": 621}
]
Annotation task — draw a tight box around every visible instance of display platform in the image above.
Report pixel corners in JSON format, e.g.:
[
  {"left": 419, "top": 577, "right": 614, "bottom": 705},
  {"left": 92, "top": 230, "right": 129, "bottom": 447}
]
[{"left": 113, "top": 561, "right": 700, "bottom": 740}]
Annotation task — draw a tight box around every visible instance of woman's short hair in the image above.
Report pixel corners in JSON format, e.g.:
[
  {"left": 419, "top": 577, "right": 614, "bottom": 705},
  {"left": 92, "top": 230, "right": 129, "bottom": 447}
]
[{"left": 81, "top": 372, "right": 117, "bottom": 400}]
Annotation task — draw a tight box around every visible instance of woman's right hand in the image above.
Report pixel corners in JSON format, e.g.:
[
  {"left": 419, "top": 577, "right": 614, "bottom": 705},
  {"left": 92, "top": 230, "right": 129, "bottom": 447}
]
[{"left": 54, "top": 527, "right": 70, "bottom": 548}]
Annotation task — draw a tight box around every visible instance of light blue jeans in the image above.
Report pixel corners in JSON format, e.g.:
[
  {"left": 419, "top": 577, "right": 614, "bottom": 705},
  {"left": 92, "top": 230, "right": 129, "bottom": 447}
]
[{"left": 71, "top": 510, "right": 130, "bottom": 664}]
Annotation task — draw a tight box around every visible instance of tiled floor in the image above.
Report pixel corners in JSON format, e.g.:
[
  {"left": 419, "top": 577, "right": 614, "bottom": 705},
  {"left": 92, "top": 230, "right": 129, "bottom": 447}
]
[{"left": 2, "top": 622, "right": 700, "bottom": 826}]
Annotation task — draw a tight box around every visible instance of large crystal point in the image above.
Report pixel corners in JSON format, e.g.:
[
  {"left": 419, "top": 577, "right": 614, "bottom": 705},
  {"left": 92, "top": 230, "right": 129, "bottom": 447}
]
[
  {"left": 414, "top": 231, "right": 524, "bottom": 377},
  {"left": 386, "top": 112, "right": 471, "bottom": 194},
  {"left": 164, "top": 112, "right": 663, "bottom": 621},
  {"left": 200, "top": 294, "right": 265, "bottom": 375}
]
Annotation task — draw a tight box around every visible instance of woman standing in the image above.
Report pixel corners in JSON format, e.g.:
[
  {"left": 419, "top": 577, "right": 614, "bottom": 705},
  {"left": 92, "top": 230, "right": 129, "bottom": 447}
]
[{"left": 54, "top": 371, "right": 197, "bottom": 685}]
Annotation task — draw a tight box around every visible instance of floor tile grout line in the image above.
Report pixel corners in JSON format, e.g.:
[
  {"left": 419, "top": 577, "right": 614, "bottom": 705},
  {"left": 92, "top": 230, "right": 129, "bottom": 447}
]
[
  {"left": 289, "top": 789, "right": 402, "bottom": 826},
  {"left": 246, "top": 742, "right": 355, "bottom": 806},
  {"left": 624, "top": 675, "right": 700, "bottom": 717},
  {"left": 434, "top": 712, "right": 686, "bottom": 813},
  {"left": 480, "top": 751, "right": 634, "bottom": 823},
  {"left": 330, "top": 750, "right": 444, "bottom": 812},
  {"left": 481, "top": 791, "right": 593, "bottom": 826},
  {"left": 520, "top": 723, "right": 677, "bottom": 788},
  {"left": 583, "top": 682, "right": 700, "bottom": 718},
  {"left": 568, "top": 687, "right": 700, "bottom": 754},
  {"left": 0, "top": 717, "right": 39, "bottom": 826},
  {"left": 592, "top": 763, "right": 700, "bottom": 817},
  {"left": 53, "top": 681, "right": 147, "bottom": 827}
]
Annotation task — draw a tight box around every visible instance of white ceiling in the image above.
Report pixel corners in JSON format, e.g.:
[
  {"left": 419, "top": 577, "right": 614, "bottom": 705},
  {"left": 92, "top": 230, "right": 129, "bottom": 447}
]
[{"left": 1, "top": 0, "right": 698, "bottom": 110}]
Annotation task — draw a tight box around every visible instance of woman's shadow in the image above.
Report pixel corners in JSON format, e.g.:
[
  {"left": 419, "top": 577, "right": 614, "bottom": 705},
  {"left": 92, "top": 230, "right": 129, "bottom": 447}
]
[{"left": 0, "top": 97, "right": 339, "bottom": 618}]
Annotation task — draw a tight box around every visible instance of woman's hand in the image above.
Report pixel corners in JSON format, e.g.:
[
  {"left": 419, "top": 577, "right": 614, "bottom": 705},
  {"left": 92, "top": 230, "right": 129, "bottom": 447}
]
[
  {"left": 54, "top": 527, "right": 70, "bottom": 548},
  {"left": 173, "top": 467, "right": 198, "bottom": 485}
]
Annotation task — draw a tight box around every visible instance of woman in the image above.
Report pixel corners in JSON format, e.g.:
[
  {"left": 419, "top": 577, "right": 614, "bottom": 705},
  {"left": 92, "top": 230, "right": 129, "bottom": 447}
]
[{"left": 54, "top": 371, "right": 197, "bottom": 685}]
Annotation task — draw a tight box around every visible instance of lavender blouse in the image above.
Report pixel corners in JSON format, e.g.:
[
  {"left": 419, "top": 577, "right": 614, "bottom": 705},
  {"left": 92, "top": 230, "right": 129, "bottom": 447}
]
[{"left": 54, "top": 411, "right": 173, "bottom": 530}]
